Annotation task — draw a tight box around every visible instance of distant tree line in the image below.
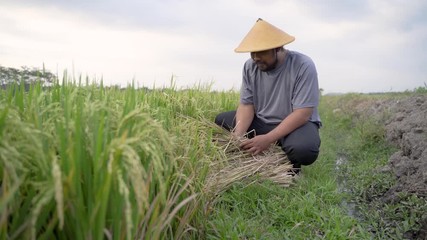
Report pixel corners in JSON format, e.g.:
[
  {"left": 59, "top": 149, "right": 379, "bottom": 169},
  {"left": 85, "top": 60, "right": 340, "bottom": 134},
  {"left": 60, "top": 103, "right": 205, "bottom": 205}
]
[{"left": 0, "top": 65, "right": 56, "bottom": 90}]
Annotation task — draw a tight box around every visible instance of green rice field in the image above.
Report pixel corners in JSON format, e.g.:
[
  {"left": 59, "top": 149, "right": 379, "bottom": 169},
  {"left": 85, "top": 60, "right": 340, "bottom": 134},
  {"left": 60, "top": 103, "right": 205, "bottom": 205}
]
[{"left": 1, "top": 78, "right": 425, "bottom": 239}]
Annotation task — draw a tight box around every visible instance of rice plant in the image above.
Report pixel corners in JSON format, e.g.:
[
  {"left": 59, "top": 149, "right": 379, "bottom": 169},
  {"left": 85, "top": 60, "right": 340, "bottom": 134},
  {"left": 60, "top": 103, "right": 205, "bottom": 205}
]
[{"left": 0, "top": 77, "right": 237, "bottom": 239}]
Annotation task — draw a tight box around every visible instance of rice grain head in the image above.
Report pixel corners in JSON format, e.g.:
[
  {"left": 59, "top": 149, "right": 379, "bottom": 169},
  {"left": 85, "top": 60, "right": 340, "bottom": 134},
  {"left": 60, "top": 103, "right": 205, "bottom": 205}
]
[{"left": 52, "top": 154, "right": 64, "bottom": 229}]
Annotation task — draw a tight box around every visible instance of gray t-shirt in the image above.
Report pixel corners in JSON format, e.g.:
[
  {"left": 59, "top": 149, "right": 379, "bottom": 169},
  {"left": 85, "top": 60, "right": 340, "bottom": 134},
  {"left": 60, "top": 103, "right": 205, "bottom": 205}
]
[{"left": 240, "top": 50, "right": 321, "bottom": 125}]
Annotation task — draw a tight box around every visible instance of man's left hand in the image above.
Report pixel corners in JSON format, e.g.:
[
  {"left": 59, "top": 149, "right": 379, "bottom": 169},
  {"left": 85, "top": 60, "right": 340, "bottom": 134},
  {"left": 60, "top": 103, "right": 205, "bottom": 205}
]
[{"left": 239, "top": 134, "right": 274, "bottom": 155}]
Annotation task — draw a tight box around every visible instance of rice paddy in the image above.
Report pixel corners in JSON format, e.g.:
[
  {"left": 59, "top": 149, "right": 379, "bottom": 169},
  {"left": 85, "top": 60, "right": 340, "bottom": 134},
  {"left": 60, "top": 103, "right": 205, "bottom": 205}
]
[
  {"left": 1, "top": 77, "right": 425, "bottom": 239},
  {"left": 0, "top": 78, "right": 236, "bottom": 239}
]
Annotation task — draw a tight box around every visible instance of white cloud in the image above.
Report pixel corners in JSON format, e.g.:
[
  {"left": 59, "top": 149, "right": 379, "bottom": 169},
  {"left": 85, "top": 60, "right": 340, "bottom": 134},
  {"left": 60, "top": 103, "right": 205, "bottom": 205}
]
[
  {"left": 0, "top": 0, "right": 426, "bottom": 93},
  {"left": 0, "top": 5, "right": 226, "bottom": 88}
]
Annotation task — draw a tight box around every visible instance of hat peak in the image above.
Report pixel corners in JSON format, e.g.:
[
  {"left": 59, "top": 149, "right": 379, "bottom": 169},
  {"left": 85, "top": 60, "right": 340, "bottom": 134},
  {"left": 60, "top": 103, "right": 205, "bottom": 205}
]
[{"left": 234, "top": 18, "right": 295, "bottom": 53}]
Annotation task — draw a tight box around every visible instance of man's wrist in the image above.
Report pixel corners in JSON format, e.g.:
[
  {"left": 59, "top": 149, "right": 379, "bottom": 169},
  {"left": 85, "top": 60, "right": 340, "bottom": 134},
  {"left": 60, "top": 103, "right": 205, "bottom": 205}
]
[{"left": 265, "top": 132, "right": 279, "bottom": 144}]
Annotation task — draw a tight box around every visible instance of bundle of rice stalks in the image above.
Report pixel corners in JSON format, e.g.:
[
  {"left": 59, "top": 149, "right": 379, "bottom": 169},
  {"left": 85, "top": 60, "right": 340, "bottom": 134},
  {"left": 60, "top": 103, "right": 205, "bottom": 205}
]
[{"left": 205, "top": 126, "right": 296, "bottom": 197}]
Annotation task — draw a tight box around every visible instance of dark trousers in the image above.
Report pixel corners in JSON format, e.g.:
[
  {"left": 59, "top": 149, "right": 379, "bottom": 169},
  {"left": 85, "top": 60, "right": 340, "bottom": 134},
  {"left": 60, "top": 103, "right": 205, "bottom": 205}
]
[{"left": 214, "top": 111, "right": 321, "bottom": 168}]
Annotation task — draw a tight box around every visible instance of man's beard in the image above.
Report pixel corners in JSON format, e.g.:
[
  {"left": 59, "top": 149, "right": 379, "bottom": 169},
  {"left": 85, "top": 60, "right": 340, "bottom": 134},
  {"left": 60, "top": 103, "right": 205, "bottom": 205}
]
[
  {"left": 256, "top": 58, "right": 278, "bottom": 72},
  {"left": 255, "top": 51, "right": 278, "bottom": 72}
]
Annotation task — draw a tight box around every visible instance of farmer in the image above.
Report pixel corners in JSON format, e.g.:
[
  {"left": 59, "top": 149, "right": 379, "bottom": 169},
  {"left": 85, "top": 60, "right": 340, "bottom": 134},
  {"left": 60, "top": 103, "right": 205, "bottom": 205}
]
[{"left": 215, "top": 18, "right": 321, "bottom": 172}]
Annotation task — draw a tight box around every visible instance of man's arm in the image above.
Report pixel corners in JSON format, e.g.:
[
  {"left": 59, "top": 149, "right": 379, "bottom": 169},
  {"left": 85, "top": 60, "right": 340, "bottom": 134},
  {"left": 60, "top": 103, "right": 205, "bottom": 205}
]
[
  {"left": 233, "top": 103, "right": 255, "bottom": 137},
  {"left": 266, "top": 107, "right": 313, "bottom": 142},
  {"left": 240, "top": 107, "right": 313, "bottom": 155}
]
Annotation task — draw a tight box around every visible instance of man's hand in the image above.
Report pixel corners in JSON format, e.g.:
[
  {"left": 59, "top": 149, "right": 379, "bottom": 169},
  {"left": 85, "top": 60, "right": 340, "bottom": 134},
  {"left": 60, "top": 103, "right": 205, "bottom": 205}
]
[{"left": 239, "top": 134, "right": 275, "bottom": 155}]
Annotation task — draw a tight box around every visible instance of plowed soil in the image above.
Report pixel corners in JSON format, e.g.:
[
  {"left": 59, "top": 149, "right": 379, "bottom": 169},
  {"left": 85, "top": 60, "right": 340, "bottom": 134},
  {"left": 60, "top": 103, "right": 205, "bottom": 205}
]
[{"left": 356, "top": 94, "right": 427, "bottom": 239}]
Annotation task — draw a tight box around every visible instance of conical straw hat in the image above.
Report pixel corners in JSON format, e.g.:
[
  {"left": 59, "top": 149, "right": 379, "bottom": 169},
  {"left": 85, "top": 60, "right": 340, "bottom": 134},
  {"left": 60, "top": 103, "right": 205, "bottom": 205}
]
[{"left": 234, "top": 18, "right": 295, "bottom": 53}]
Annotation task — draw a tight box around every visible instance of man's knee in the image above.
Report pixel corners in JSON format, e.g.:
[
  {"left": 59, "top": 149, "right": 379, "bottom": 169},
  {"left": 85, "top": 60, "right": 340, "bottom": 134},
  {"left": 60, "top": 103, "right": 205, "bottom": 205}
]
[
  {"left": 280, "top": 122, "right": 320, "bottom": 167},
  {"left": 282, "top": 142, "right": 320, "bottom": 167}
]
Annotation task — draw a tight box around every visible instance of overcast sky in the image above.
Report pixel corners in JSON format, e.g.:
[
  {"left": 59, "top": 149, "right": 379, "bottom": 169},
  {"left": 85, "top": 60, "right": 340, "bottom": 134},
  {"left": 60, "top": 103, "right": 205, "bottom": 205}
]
[{"left": 1, "top": 0, "right": 426, "bottom": 93}]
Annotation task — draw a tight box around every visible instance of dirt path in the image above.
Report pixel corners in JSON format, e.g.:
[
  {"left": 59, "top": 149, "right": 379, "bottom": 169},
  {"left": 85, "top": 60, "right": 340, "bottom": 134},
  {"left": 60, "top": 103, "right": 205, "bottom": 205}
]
[
  {"left": 361, "top": 94, "right": 427, "bottom": 239},
  {"left": 384, "top": 95, "right": 427, "bottom": 201}
]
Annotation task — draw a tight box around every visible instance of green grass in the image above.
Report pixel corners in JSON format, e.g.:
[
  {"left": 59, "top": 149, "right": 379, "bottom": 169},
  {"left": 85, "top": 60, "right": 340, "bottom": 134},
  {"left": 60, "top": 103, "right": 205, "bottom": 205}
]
[
  {"left": 314, "top": 93, "right": 426, "bottom": 239},
  {"left": 1, "top": 78, "right": 426, "bottom": 239},
  {"left": 204, "top": 97, "right": 370, "bottom": 239},
  {"left": 204, "top": 92, "right": 426, "bottom": 239}
]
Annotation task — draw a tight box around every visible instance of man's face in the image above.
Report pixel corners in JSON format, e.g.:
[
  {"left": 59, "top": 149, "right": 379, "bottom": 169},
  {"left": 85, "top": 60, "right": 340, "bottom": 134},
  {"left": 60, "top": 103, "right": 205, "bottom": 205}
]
[{"left": 250, "top": 49, "right": 277, "bottom": 71}]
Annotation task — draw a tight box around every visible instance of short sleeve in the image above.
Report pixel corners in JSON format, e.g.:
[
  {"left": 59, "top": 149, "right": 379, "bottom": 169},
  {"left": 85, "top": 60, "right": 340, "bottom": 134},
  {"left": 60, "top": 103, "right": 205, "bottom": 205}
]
[
  {"left": 292, "top": 58, "right": 319, "bottom": 109},
  {"left": 240, "top": 61, "right": 254, "bottom": 104}
]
